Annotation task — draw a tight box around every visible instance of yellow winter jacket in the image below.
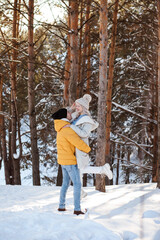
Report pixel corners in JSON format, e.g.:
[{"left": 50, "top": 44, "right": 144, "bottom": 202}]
[{"left": 54, "top": 119, "right": 91, "bottom": 165}]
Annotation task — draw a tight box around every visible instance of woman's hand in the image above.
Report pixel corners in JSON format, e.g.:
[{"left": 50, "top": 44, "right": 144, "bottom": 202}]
[
  {"left": 63, "top": 124, "right": 70, "bottom": 128},
  {"left": 70, "top": 102, "right": 76, "bottom": 110}
]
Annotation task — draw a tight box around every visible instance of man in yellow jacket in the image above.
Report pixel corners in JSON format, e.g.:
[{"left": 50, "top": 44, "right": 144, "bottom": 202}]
[{"left": 52, "top": 108, "right": 91, "bottom": 215}]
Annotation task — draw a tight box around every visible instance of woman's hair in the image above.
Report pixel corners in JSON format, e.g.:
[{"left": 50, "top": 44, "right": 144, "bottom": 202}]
[{"left": 81, "top": 105, "right": 91, "bottom": 116}]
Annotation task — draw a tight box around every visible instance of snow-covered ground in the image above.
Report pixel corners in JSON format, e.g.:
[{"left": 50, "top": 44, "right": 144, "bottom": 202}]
[{"left": 0, "top": 183, "right": 160, "bottom": 240}]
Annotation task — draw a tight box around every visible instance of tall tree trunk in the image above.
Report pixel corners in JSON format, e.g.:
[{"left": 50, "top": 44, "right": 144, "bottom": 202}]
[
  {"left": 125, "top": 148, "right": 131, "bottom": 184},
  {"left": 9, "top": 121, "right": 14, "bottom": 184},
  {"left": 110, "top": 141, "right": 115, "bottom": 185},
  {"left": 28, "top": 0, "right": 40, "bottom": 185},
  {"left": 69, "top": 0, "right": 79, "bottom": 104},
  {"left": 86, "top": 0, "right": 91, "bottom": 94},
  {"left": 105, "top": 0, "right": 119, "bottom": 171},
  {"left": 157, "top": 0, "right": 160, "bottom": 188},
  {"left": 152, "top": 75, "right": 158, "bottom": 182},
  {"left": 152, "top": 23, "right": 158, "bottom": 182},
  {"left": 11, "top": 0, "right": 21, "bottom": 184},
  {"left": 79, "top": 0, "right": 91, "bottom": 97},
  {"left": 64, "top": 0, "right": 71, "bottom": 107},
  {"left": 86, "top": 0, "right": 91, "bottom": 95},
  {"left": 83, "top": 173, "right": 87, "bottom": 187},
  {"left": 96, "top": 0, "right": 108, "bottom": 192},
  {"left": 64, "top": 50, "right": 70, "bottom": 107},
  {"left": 0, "top": 26, "right": 14, "bottom": 184},
  {"left": 0, "top": 74, "right": 3, "bottom": 159},
  {"left": 116, "top": 144, "right": 120, "bottom": 185},
  {"left": 77, "top": 0, "right": 83, "bottom": 98},
  {"left": 0, "top": 75, "right": 10, "bottom": 184}
]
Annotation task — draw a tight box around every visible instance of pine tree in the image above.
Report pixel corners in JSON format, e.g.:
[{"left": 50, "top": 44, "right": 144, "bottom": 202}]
[
  {"left": 96, "top": 0, "right": 108, "bottom": 192},
  {"left": 64, "top": 0, "right": 71, "bottom": 107},
  {"left": 11, "top": 0, "right": 21, "bottom": 184},
  {"left": 28, "top": 0, "right": 40, "bottom": 185},
  {"left": 0, "top": 74, "right": 10, "bottom": 184},
  {"left": 157, "top": 0, "right": 160, "bottom": 189},
  {"left": 69, "top": 0, "right": 79, "bottom": 104},
  {"left": 106, "top": 0, "right": 119, "bottom": 184}
]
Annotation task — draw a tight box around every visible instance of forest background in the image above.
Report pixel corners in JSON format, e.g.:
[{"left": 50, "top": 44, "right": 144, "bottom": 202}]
[{"left": 0, "top": 0, "right": 160, "bottom": 191}]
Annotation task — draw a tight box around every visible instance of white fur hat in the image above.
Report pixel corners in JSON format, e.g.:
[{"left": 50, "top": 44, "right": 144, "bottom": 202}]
[{"left": 75, "top": 94, "right": 92, "bottom": 110}]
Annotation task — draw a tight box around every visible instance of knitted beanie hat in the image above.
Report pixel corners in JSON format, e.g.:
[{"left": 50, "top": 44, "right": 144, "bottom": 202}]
[
  {"left": 75, "top": 94, "right": 92, "bottom": 110},
  {"left": 51, "top": 108, "right": 67, "bottom": 119}
]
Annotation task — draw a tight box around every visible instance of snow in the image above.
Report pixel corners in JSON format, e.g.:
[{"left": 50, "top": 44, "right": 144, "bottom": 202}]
[
  {"left": 13, "top": 153, "right": 20, "bottom": 159},
  {"left": 0, "top": 162, "right": 5, "bottom": 185},
  {"left": 0, "top": 183, "right": 160, "bottom": 240}
]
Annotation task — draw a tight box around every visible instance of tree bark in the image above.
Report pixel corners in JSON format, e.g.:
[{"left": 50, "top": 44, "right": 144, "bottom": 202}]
[
  {"left": 0, "top": 75, "right": 10, "bottom": 184},
  {"left": 110, "top": 141, "right": 115, "bottom": 185},
  {"left": 86, "top": 0, "right": 91, "bottom": 95},
  {"left": 125, "top": 148, "right": 131, "bottom": 184},
  {"left": 152, "top": 77, "right": 158, "bottom": 182},
  {"left": 116, "top": 144, "right": 120, "bottom": 185},
  {"left": 11, "top": 0, "right": 21, "bottom": 184},
  {"left": 64, "top": 0, "right": 71, "bottom": 107},
  {"left": 9, "top": 121, "right": 14, "bottom": 184},
  {"left": 105, "top": 0, "right": 119, "bottom": 167},
  {"left": 77, "top": 0, "right": 83, "bottom": 98},
  {"left": 69, "top": 0, "right": 79, "bottom": 104},
  {"left": 152, "top": 21, "right": 158, "bottom": 182},
  {"left": 96, "top": 0, "right": 108, "bottom": 192},
  {"left": 28, "top": 0, "right": 40, "bottom": 185},
  {"left": 0, "top": 75, "right": 3, "bottom": 155},
  {"left": 79, "top": 0, "right": 91, "bottom": 97},
  {"left": 157, "top": 0, "right": 160, "bottom": 188},
  {"left": 83, "top": 173, "right": 87, "bottom": 187},
  {"left": 0, "top": 20, "right": 13, "bottom": 184}
]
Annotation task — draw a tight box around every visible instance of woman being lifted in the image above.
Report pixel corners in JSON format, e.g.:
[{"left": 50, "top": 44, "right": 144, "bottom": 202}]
[{"left": 64, "top": 94, "right": 113, "bottom": 198}]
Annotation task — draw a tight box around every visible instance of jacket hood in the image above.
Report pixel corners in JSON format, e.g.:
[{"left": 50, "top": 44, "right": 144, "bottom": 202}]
[
  {"left": 54, "top": 120, "right": 70, "bottom": 132},
  {"left": 74, "top": 115, "right": 99, "bottom": 131}
]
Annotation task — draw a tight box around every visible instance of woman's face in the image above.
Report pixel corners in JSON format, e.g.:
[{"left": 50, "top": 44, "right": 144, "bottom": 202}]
[{"left": 75, "top": 102, "right": 83, "bottom": 114}]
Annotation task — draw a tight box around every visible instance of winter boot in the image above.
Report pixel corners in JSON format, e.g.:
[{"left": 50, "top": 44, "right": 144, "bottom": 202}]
[
  {"left": 74, "top": 210, "right": 85, "bottom": 215},
  {"left": 58, "top": 208, "right": 66, "bottom": 211}
]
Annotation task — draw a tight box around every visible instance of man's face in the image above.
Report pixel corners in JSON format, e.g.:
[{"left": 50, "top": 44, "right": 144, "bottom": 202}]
[{"left": 67, "top": 111, "right": 72, "bottom": 120}]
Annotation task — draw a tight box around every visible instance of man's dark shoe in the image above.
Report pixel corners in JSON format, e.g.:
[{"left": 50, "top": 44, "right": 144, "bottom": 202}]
[
  {"left": 74, "top": 210, "right": 85, "bottom": 215},
  {"left": 58, "top": 208, "right": 66, "bottom": 211}
]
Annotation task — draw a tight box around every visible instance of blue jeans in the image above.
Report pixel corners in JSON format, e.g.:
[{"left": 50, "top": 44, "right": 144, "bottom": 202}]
[{"left": 59, "top": 165, "right": 81, "bottom": 211}]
